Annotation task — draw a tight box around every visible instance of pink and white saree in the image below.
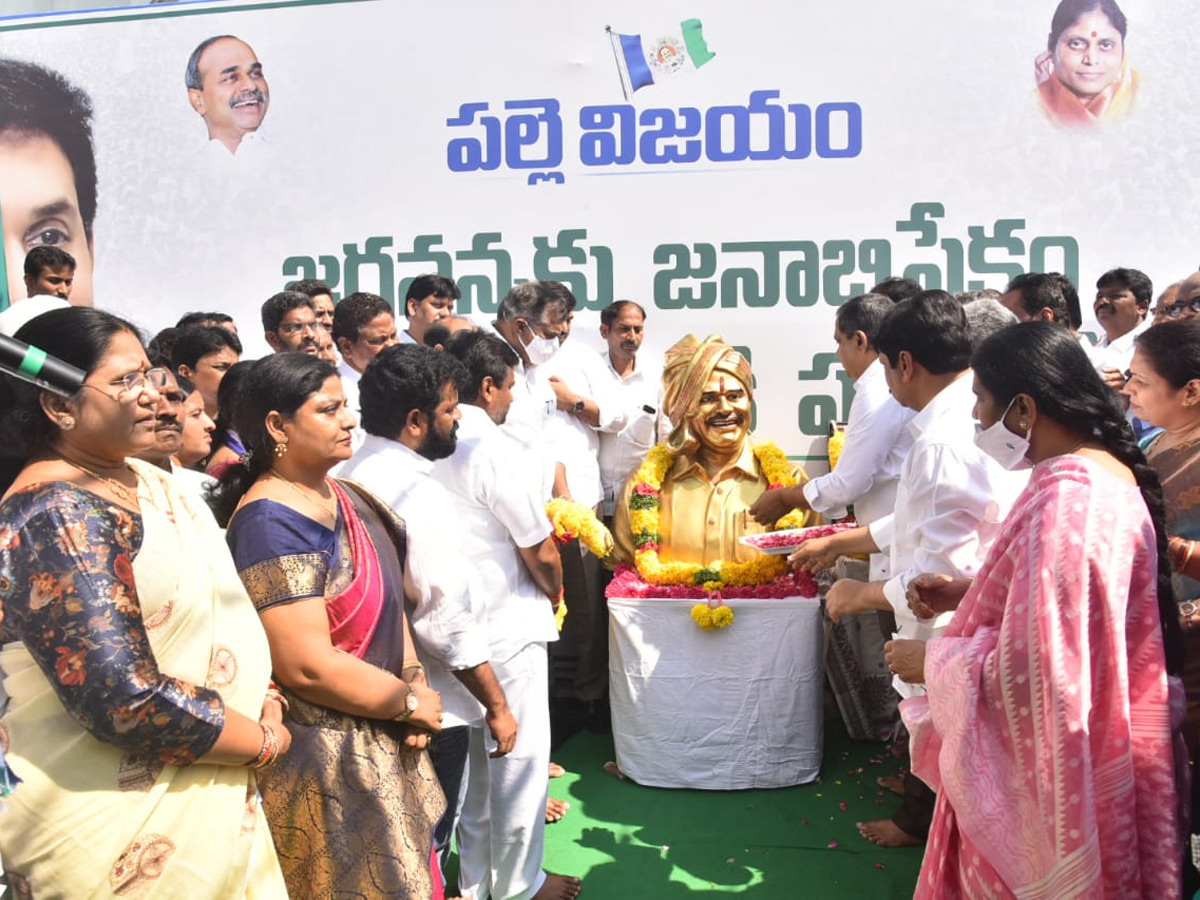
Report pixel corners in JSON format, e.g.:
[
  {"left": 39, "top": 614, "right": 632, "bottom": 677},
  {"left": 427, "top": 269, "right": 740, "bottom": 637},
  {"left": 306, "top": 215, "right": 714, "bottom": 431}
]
[{"left": 902, "top": 455, "right": 1180, "bottom": 899}]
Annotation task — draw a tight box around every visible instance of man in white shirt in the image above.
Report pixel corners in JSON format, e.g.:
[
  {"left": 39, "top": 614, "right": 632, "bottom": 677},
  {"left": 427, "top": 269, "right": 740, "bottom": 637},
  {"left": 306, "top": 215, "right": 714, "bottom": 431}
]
[
  {"left": 596, "top": 300, "right": 672, "bottom": 519},
  {"left": 750, "top": 293, "right": 913, "bottom": 578},
  {"left": 331, "top": 291, "right": 398, "bottom": 421},
  {"left": 341, "top": 344, "right": 517, "bottom": 882},
  {"left": 793, "top": 291, "right": 1027, "bottom": 850},
  {"left": 532, "top": 285, "right": 623, "bottom": 709},
  {"left": 400, "top": 274, "right": 458, "bottom": 345},
  {"left": 1090, "top": 267, "right": 1153, "bottom": 389},
  {"left": 489, "top": 283, "right": 570, "bottom": 499},
  {"left": 750, "top": 293, "right": 914, "bottom": 743},
  {"left": 434, "top": 330, "right": 580, "bottom": 900}
]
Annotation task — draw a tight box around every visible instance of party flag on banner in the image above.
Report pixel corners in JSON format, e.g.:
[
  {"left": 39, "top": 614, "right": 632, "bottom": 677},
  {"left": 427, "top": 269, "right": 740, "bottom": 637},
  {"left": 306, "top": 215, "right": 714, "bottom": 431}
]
[{"left": 607, "top": 19, "right": 716, "bottom": 99}]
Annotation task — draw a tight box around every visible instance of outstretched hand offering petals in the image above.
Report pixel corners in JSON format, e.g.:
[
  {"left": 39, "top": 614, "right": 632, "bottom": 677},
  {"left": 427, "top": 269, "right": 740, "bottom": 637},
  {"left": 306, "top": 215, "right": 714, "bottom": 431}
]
[
  {"left": 789, "top": 535, "right": 838, "bottom": 573},
  {"left": 748, "top": 485, "right": 797, "bottom": 526}
]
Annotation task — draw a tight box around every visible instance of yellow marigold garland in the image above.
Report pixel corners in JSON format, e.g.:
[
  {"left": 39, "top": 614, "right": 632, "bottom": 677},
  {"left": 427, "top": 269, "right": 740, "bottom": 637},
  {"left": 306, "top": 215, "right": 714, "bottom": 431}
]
[
  {"left": 545, "top": 498, "right": 615, "bottom": 559},
  {"left": 828, "top": 428, "right": 846, "bottom": 472},
  {"left": 543, "top": 499, "right": 616, "bottom": 633},
  {"left": 628, "top": 442, "right": 809, "bottom": 600}
]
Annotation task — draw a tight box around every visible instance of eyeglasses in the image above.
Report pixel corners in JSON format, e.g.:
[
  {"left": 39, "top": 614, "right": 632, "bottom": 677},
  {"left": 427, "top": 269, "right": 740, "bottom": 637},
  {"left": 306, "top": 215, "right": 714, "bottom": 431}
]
[
  {"left": 83, "top": 367, "right": 171, "bottom": 401},
  {"left": 1166, "top": 299, "right": 1200, "bottom": 318},
  {"left": 277, "top": 321, "right": 317, "bottom": 336}
]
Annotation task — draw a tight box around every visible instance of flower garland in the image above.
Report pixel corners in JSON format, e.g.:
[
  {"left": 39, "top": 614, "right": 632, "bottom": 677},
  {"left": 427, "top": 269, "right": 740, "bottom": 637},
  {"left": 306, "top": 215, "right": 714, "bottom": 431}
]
[
  {"left": 543, "top": 499, "right": 616, "bottom": 632},
  {"left": 827, "top": 428, "right": 846, "bottom": 472},
  {"left": 544, "top": 498, "right": 615, "bottom": 559},
  {"left": 627, "top": 442, "right": 810, "bottom": 628}
]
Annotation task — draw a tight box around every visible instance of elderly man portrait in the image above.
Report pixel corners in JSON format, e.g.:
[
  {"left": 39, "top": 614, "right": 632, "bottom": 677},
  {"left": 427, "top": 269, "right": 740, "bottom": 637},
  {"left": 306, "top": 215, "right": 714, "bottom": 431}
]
[{"left": 185, "top": 35, "right": 270, "bottom": 156}]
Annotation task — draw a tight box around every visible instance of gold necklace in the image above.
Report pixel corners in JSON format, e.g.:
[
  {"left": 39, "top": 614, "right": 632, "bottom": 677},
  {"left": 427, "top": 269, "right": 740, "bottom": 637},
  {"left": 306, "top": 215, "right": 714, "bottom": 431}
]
[
  {"left": 269, "top": 472, "right": 337, "bottom": 521},
  {"left": 63, "top": 459, "right": 140, "bottom": 505}
]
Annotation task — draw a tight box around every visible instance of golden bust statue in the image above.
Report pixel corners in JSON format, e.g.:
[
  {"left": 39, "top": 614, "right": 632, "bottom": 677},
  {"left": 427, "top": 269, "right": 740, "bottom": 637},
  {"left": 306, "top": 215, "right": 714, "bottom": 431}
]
[{"left": 613, "top": 334, "right": 816, "bottom": 567}]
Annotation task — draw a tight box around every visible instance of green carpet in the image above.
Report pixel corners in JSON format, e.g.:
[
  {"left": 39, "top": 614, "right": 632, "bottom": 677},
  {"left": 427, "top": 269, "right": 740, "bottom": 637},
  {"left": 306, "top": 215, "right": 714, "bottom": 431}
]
[{"left": 540, "top": 723, "right": 924, "bottom": 899}]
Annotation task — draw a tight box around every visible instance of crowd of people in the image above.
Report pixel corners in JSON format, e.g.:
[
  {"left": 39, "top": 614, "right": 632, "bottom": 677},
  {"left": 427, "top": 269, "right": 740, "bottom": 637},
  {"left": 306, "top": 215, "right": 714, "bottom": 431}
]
[{"left": 0, "top": 253, "right": 1197, "bottom": 899}]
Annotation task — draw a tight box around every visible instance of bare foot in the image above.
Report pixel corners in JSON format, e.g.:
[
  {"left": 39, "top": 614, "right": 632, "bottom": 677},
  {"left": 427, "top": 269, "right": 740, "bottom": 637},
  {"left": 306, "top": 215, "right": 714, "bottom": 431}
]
[
  {"left": 877, "top": 774, "right": 905, "bottom": 795},
  {"left": 602, "top": 761, "right": 629, "bottom": 782},
  {"left": 549, "top": 761, "right": 566, "bottom": 778},
  {"left": 545, "top": 796, "right": 571, "bottom": 823},
  {"left": 856, "top": 818, "right": 923, "bottom": 847},
  {"left": 532, "top": 872, "right": 582, "bottom": 899}
]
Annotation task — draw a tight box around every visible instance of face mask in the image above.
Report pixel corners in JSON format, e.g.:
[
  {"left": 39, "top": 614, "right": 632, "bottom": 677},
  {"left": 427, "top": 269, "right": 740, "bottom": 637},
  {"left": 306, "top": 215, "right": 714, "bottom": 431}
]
[
  {"left": 519, "top": 322, "right": 560, "bottom": 366},
  {"left": 973, "top": 397, "right": 1032, "bottom": 471}
]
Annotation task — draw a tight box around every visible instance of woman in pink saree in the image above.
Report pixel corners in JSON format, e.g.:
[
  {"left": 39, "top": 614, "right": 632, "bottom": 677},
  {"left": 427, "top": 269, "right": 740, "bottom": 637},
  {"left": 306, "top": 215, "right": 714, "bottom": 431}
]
[
  {"left": 210, "top": 353, "right": 446, "bottom": 899},
  {"left": 893, "top": 322, "right": 1185, "bottom": 899}
]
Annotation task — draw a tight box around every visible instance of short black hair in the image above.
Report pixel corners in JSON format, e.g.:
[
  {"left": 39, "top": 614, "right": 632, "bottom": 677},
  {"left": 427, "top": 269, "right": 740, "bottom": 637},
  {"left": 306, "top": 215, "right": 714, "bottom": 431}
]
[
  {"left": 496, "top": 281, "right": 569, "bottom": 324},
  {"left": 171, "top": 324, "right": 242, "bottom": 370},
  {"left": 261, "top": 291, "right": 314, "bottom": 332},
  {"left": 600, "top": 300, "right": 647, "bottom": 328},
  {"left": 147, "top": 327, "right": 179, "bottom": 366},
  {"left": 0, "top": 58, "right": 97, "bottom": 239},
  {"left": 538, "top": 280, "right": 578, "bottom": 312},
  {"left": 177, "top": 310, "right": 234, "bottom": 329},
  {"left": 1004, "top": 273, "right": 1071, "bottom": 325},
  {"left": 870, "top": 277, "right": 922, "bottom": 304},
  {"left": 834, "top": 293, "right": 893, "bottom": 348},
  {"left": 875, "top": 290, "right": 972, "bottom": 375},
  {"left": 285, "top": 278, "right": 334, "bottom": 299},
  {"left": 332, "top": 291, "right": 392, "bottom": 345},
  {"left": 423, "top": 319, "right": 476, "bottom": 349},
  {"left": 1096, "top": 267, "right": 1153, "bottom": 310},
  {"left": 23, "top": 246, "right": 75, "bottom": 277},
  {"left": 359, "top": 343, "right": 466, "bottom": 439},
  {"left": 443, "top": 330, "right": 518, "bottom": 403},
  {"left": 404, "top": 274, "right": 460, "bottom": 318}
]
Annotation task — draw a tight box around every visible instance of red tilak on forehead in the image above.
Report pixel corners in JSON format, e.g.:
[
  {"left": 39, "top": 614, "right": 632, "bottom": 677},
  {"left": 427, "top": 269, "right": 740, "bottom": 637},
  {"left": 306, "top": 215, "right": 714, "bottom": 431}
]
[
  {"left": 719, "top": 376, "right": 726, "bottom": 392},
  {"left": 1092, "top": 31, "right": 1098, "bottom": 37}
]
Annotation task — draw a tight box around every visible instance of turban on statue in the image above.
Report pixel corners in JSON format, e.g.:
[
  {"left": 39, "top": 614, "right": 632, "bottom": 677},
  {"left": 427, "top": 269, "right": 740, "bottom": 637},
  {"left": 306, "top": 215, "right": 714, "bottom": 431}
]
[{"left": 661, "top": 334, "right": 753, "bottom": 449}]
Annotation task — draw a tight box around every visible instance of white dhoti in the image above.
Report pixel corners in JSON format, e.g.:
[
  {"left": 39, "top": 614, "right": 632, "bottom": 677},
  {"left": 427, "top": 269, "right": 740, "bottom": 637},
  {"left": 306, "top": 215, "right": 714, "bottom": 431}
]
[{"left": 456, "top": 641, "right": 550, "bottom": 900}]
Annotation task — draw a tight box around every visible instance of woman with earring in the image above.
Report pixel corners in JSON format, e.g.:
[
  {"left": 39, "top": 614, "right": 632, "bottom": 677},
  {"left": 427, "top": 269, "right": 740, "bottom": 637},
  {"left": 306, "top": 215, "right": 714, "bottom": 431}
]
[
  {"left": 892, "top": 322, "right": 1183, "bottom": 898},
  {"left": 0, "top": 307, "right": 289, "bottom": 897},
  {"left": 210, "top": 352, "right": 447, "bottom": 900},
  {"left": 1125, "top": 320, "right": 1200, "bottom": 751}
]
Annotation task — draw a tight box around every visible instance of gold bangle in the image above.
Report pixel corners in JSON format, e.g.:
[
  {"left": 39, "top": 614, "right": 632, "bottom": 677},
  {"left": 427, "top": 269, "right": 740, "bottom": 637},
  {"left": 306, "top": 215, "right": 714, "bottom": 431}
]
[
  {"left": 1183, "top": 540, "right": 1196, "bottom": 573},
  {"left": 401, "top": 659, "right": 424, "bottom": 671}
]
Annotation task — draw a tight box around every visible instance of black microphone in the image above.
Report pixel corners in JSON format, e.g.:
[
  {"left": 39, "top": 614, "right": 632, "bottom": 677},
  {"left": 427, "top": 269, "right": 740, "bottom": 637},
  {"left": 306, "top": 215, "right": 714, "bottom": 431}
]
[{"left": 0, "top": 333, "right": 86, "bottom": 397}]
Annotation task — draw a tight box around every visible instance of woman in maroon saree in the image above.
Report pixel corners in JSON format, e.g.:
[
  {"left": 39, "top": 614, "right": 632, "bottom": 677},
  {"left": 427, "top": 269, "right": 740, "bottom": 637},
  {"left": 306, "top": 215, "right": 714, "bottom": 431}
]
[{"left": 213, "top": 353, "right": 445, "bottom": 899}]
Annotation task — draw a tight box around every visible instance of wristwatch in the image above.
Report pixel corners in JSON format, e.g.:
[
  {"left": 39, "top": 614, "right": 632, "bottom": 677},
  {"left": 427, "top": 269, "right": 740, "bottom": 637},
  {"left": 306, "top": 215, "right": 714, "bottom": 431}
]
[
  {"left": 394, "top": 687, "right": 419, "bottom": 720},
  {"left": 573, "top": 399, "right": 585, "bottom": 413}
]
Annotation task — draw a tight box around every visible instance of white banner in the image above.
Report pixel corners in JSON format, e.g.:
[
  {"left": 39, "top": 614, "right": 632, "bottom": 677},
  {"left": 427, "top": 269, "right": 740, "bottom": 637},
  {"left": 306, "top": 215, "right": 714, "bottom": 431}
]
[{"left": 1, "top": 0, "right": 1196, "bottom": 461}]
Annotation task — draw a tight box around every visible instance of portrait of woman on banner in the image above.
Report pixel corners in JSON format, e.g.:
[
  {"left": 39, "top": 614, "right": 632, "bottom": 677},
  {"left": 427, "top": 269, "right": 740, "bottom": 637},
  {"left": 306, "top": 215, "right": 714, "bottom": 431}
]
[{"left": 1035, "top": 0, "right": 1139, "bottom": 128}]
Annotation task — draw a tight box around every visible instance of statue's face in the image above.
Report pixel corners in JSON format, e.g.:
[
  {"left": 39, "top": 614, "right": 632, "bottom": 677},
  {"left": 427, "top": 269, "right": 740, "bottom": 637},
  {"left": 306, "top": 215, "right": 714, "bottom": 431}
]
[{"left": 689, "top": 372, "right": 751, "bottom": 457}]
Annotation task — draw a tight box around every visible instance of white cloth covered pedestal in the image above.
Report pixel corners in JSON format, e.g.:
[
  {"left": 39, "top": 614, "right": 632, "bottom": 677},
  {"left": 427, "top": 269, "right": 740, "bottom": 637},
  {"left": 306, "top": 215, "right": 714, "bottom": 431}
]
[{"left": 608, "top": 595, "right": 824, "bottom": 790}]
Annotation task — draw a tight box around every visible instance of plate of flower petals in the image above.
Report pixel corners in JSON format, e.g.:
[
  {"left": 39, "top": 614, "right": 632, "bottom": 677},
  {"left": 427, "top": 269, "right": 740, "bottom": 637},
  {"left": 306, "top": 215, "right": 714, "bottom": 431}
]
[{"left": 739, "top": 523, "right": 856, "bottom": 555}]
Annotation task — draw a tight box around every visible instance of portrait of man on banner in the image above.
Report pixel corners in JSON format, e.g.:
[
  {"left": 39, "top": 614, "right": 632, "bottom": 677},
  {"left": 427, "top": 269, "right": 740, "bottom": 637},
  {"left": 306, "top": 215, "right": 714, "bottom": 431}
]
[
  {"left": 0, "top": 57, "right": 96, "bottom": 311},
  {"left": 185, "top": 35, "right": 271, "bottom": 156}
]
